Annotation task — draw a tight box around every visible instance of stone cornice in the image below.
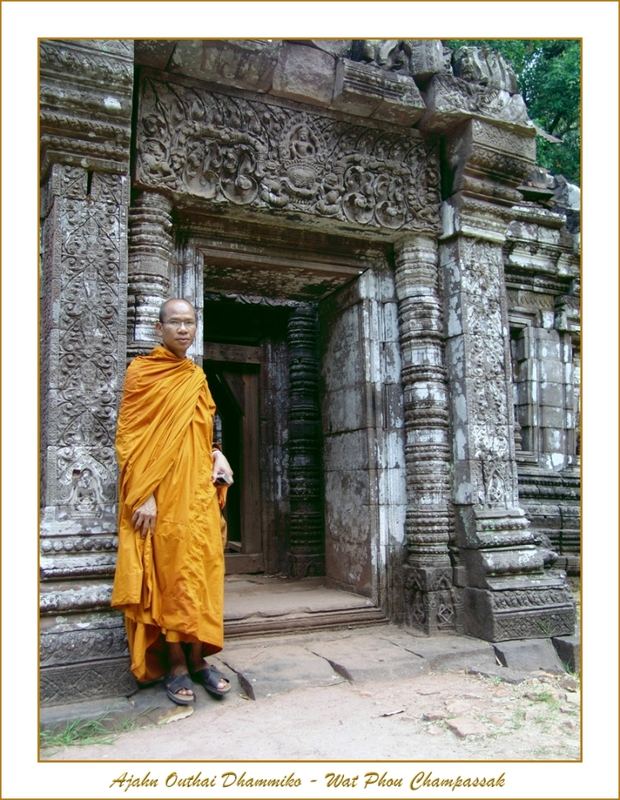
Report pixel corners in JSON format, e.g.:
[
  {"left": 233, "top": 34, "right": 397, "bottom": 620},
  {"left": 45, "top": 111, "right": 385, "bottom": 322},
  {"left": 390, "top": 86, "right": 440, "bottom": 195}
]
[{"left": 39, "top": 39, "right": 134, "bottom": 175}]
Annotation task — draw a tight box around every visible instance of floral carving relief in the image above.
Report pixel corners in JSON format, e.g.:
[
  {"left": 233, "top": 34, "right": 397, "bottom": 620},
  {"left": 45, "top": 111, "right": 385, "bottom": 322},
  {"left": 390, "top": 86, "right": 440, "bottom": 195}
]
[
  {"left": 136, "top": 76, "right": 440, "bottom": 233},
  {"left": 457, "top": 240, "right": 516, "bottom": 506},
  {"left": 50, "top": 172, "right": 125, "bottom": 517}
]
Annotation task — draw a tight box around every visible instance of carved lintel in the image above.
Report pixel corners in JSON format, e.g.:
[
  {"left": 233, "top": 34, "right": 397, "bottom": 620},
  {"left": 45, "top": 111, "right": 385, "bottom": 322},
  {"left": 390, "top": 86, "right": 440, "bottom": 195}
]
[{"left": 135, "top": 73, "right": 440, "bottom": 236}]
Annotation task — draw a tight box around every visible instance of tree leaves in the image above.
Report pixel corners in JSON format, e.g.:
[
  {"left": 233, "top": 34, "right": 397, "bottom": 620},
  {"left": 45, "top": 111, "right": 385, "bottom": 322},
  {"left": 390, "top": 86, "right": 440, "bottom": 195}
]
[{"left": 444, "top": 40, "right": 581, "bottom": 183}]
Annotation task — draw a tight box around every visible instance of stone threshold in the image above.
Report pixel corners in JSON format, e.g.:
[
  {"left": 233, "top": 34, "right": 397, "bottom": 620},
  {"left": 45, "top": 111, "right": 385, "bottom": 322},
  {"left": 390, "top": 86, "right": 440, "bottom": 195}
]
[{"left": 224, "top": 574, "right": 387, "bottom": 638}]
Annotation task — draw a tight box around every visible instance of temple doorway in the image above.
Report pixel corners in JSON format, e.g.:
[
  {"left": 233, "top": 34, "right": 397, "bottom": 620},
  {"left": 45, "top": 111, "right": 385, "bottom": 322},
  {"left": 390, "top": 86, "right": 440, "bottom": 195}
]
[{"left": 204, "top": 299, "right": 290, "bottom": 577}]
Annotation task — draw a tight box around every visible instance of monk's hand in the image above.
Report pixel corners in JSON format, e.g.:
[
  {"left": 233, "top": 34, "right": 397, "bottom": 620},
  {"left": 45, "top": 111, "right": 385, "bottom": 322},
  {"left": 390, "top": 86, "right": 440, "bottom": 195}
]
[
  {"left": 132, "top": 494, "right": 157, "bottom": 538},
  {"left": 212, "top": 450, "right": 233, "bottom": 485}
]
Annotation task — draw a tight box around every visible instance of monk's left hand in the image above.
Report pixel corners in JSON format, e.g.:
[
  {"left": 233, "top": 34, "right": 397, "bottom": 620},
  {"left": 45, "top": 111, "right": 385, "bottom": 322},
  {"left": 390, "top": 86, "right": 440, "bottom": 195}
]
[
  {"left": 132, "top": 493, "right": 157, "bottom": 538},
  {"left": 212, "top": 450, "right": 234, "bottom": 485}
]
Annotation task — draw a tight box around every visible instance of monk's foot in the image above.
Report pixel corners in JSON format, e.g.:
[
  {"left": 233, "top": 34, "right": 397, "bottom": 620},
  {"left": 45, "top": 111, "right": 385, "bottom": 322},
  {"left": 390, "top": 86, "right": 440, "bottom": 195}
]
[
  {"left": 190, "top": 662, "right": 231, "bottom": 699},
  {"left": 165, "top": 670, "right": 195, "bottom": 706}
]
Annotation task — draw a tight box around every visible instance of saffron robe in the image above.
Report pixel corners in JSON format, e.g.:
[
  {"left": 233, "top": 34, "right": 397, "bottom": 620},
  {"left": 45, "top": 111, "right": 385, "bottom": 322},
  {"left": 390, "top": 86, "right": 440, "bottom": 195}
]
[{"left": 111, "top": 345, "right": 224, "bottom": 683}]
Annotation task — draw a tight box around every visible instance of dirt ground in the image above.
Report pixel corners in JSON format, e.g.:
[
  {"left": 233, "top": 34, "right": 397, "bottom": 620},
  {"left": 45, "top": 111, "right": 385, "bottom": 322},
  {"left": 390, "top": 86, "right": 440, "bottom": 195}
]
[{"left": 41, "top": 666, "right": 580, "bottom": 761}]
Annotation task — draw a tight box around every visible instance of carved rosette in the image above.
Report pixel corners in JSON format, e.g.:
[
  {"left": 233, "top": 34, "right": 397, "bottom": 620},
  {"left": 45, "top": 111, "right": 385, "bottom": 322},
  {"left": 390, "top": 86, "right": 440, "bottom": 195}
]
[
  {"left": 135, "top": 74, "right": 440, "bottom": 235},
  {"left": 286, "top": 306, "right": 324, "bottom": 577},
  {"left": 394, "top": 235, "right": 456, "bottom": 632}
]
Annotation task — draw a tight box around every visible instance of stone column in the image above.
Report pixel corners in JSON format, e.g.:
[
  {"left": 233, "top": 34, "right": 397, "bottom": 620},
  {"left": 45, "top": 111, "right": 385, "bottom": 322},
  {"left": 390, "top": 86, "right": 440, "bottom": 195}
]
[
  {"left": 394, "top": 235, "right": 457, "bottom": 633},
  {"left": 440, "top": 119, "right": 575, "bottom": 641},
  {"left": 286, "top": 305, "right": 325, "bottom": 577},
  {"left": 126, "top": 191, "right": 174, "bottom": 359},
  {"left": 170, "top": 242, "right": 205, "bottom": 364},
  {"left": 39, "top": 40, "right": 136, "bottom": 702}
]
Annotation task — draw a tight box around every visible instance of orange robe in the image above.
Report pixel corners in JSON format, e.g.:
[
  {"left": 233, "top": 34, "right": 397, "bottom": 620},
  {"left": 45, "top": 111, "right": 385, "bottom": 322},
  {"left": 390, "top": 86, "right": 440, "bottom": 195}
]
[{"left": 111, "top": 345, "right": 224, "bottom": 683}]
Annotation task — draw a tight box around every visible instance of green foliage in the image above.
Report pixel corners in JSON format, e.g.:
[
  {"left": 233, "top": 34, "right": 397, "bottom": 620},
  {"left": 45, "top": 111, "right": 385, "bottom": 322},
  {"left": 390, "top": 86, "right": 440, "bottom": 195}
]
[{"left": 444, "top": 39, "right": 581, "bottom": 184}]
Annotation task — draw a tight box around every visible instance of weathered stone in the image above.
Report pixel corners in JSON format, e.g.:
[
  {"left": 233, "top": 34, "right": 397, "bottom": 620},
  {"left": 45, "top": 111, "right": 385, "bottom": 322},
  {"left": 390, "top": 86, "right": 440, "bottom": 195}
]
[
  {"left": 272, "top": 43, "right": 335, "bottom": 106},
  {"left": 452, "top": 46, "right": 519, "bottom": 93},
  {"left": 169, "top": 39, "right": 281, "bottom": 92},
  {"left": 552, "top": 635, "right": 581, "bottom": 672},
  {"left": 39, "top": 39, "right": 134, "bottom": 174},
  {"left": 333, "top": 58, "right": 425, "bottom": 124},
  {"left": 38, "top": 39, "right": 580, "bottom": 709},
  {"left": 493, "top": 639, "right": 566, "bottom": 672},
  {"left": 409, "top": 40, "right": 446, "bottom": 80},
  {"left": 303, "top": 40, "right": 353, "bottom": 58},
  {"left": 134, "top": 39, "right": 175, "bottom": 69},
  {"left": 446, "top": 716, "right": 487, "bottom": 738}
]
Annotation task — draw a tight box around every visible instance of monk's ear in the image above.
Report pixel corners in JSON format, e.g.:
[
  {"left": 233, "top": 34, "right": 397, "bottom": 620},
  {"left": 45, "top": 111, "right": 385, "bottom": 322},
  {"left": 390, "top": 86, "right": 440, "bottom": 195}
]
[{"left": 155, "top": 320, "right": 163, "bottom": 337}]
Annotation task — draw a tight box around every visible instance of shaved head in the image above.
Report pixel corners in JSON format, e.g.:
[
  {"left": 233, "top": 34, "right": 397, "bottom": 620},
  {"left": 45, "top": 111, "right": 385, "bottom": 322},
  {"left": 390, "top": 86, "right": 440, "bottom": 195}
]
[{"left": 158, "top": 298, "right": 196, "bottom": 323}]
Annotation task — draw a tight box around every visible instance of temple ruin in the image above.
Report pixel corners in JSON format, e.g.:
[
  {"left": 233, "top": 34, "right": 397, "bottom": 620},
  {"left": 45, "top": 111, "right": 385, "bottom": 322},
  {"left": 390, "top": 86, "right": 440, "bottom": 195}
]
[{"left": 39, "top": 39, "right": 580, "bottom": 705}]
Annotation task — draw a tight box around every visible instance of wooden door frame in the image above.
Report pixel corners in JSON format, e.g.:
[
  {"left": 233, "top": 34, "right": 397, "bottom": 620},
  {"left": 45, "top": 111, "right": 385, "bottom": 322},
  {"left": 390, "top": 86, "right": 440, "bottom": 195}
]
[{"left": 205, "top": 343, "right": 263, "bottom": 573}]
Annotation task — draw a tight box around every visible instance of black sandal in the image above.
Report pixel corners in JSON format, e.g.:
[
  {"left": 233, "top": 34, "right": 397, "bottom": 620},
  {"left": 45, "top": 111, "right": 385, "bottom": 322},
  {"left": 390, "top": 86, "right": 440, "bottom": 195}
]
[
  {"left": 191, "top": 664, "right": 231, "bottom": 699},
  {"left": 165, "top": 672, "right": 195, "bottom": 706}
]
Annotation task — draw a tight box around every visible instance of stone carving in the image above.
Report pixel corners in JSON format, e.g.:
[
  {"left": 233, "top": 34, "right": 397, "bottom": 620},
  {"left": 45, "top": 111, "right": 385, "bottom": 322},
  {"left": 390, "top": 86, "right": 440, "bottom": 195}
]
[
  {"left": 395, "top": 236, "right": 456, "bottom": 632},
  {"left": 287, "top": 306, "right": 324, "bottom": 578},
  {"left": 352, "top": 39, "right": 413, "bottom": 73},
  {"left": 39, "top": 40, "right": 134, "bottom": 174},
  {"left": 425, "top": 72, "right": 530, "bottom": 130},
  {"left": 39, "top": 40, "right": 134, "bottom": 88},
  {"left": 40, "top": 535, "right": 117, "bottom": 555},
  {"left": 135, "top": 75, "right": 440, "bottom": 234},
  {"left": 41, "top": 659, "right": 136, "bottom": 706},
  {"left": 40, "top": 582, "right": 113, "bottom": 614},
  {"left": 452, "top": 46, "right": 519, "bottom": 94},
  {"left": 41, "top": 617, "right": 129, "bottom": 666},
  {"left": 333, "top": 59, "right": 425, "bottom": 125},
  {"left": 459, "top": 239, "right": 515, "bottom": 505},
  {"left": 41, "top": 168, "right": 126, "bottom": 520},
  {"left": 489, "top": 586, "right": 573, "bottom": 611},
  {"left": 126, "top": 191, "right": 173, "bottom": 358}
]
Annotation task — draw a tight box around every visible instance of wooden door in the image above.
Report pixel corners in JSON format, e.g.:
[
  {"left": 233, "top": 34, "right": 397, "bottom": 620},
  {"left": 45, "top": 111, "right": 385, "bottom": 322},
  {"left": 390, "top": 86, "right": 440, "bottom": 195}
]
[{"left": 204, "top": 343, "right": 263, "bottom": 573}]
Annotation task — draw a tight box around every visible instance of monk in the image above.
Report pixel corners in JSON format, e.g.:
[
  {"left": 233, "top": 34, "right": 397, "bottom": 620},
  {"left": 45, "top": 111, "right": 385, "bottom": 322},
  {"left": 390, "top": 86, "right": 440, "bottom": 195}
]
[{"left": 111, "top": 298, "right": 233, "bottom": 705}]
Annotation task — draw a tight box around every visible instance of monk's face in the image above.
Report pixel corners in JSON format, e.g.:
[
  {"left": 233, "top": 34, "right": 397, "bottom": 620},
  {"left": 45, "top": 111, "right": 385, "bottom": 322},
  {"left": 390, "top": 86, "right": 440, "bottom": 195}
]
[{"left": 156, "top": 300, "right": 197, "bottom": 358}]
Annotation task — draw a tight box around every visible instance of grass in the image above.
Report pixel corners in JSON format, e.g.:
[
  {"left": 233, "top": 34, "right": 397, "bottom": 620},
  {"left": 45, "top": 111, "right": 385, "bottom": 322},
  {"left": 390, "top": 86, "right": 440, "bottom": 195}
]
[{"left": 40, "top": 716, "right": 136, "bottom": 751}]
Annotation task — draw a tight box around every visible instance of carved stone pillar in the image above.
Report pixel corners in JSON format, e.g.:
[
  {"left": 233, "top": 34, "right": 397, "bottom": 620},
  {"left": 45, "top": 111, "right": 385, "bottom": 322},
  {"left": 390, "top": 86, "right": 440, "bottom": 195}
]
[
  {"left": 126, "top": 191, "right": 174, "bottom": 359},
  {"left": 170, "top": 242, "right": 205, "bottom": 364},
  {"left": 394, "top": 235, "right": 457, "bottom": 633},
  {"left": 39, "top": 40, "right": 136, "bottom": 703},
  {"left": 440, "top": 119, "right": 575, "bottom": 641},
  {"left": 286, "top": 305, "right": 325, "bottom": 577}
]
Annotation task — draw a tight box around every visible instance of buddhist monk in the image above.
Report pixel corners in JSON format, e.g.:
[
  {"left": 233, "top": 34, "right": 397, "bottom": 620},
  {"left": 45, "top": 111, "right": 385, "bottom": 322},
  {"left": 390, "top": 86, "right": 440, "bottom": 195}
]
[{"left": 111, "top": 298, "right": 233, "bottom": 705}]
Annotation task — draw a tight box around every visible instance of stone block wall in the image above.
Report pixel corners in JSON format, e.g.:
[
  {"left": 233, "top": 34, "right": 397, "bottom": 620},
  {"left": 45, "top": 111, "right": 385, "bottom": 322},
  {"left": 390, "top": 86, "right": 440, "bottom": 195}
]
[{"left": 319, "top": 268, "right": 407, "bottom": 611}]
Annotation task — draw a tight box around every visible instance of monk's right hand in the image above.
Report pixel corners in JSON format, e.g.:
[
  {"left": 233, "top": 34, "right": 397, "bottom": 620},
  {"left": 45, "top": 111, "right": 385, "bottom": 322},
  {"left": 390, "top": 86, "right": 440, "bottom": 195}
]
[{"left": 132, "top": 494, "right": 157, "bottom": 538}]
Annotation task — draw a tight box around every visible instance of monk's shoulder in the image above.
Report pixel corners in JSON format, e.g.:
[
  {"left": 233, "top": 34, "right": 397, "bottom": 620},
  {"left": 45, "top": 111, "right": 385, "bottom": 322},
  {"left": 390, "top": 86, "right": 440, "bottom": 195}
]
[{"left": 122, "top": 355, "right": 152, "bottom": 390}]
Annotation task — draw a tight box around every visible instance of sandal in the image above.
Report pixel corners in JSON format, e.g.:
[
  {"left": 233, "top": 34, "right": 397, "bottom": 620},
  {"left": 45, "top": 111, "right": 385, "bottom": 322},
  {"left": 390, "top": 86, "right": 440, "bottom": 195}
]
[
  {"left": 191, "top": 664, "right": 231, "bottom": 699},
  {"left": 165, "top": 672, "right": 195, "bottom": 706}
]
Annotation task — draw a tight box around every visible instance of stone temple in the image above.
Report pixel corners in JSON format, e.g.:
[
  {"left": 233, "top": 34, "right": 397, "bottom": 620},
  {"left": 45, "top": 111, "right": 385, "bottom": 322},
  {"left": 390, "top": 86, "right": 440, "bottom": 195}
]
[{"left": 39, "top": 39, "right": 580, "bottom": 705}]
